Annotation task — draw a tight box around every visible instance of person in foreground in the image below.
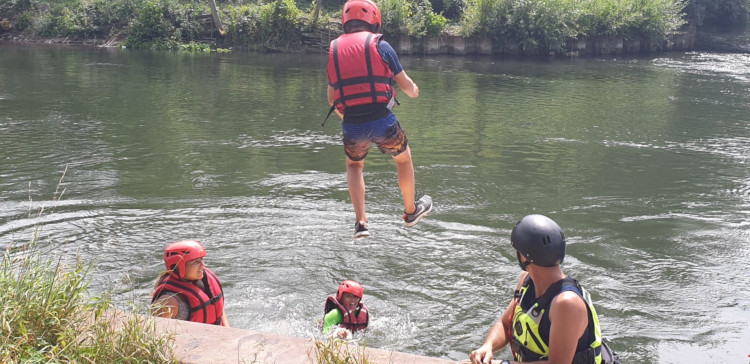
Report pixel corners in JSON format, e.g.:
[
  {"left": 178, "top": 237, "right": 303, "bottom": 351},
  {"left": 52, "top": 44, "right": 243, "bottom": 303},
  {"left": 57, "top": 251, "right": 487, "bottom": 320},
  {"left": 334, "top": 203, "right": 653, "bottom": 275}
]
[
  {"left": 152, "top": 240, "right": 229, "bottom": 326},
  {"left": 469, "top": 214, "right": 618, "bottom": 364},
  {"left": 321, "top": 280, "right": 369, "bottom": 339},
  {"left": 326, "top": 0, "right": 432, "bottom": 238}
]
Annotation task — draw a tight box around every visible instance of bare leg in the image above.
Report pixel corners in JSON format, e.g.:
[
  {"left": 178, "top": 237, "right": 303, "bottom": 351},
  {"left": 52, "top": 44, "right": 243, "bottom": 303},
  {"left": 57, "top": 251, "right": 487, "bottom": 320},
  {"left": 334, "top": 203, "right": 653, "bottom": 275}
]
[
  {"left": 346, "top": 157, "right": 367, "bottom": 223},
  {"left": 392, "top": 146, "right": 417, "bottom": 214}
]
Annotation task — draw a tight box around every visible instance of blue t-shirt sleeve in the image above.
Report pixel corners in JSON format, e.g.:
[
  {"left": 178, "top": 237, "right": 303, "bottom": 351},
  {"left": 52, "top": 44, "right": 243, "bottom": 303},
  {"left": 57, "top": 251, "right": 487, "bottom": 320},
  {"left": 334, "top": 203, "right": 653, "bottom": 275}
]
[{"left": 378, "top": 40, "right": 404, "bottom": 75}]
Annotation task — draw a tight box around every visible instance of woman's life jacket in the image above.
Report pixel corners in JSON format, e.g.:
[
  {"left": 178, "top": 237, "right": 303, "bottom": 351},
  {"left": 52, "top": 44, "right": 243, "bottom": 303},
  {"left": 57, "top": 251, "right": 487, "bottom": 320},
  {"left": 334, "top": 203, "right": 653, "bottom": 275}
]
[
  {"left": 510, "top": 276, "right": 610, "bottom": 364},
  {"left": 327, "top": 31, "right": 396, "bottom": 115},
  {"left": 152, "top": 268, "right": 225, "bottom": 325},
  {"left": 324, "top": 295, "right": 369, "bottom": 332}
]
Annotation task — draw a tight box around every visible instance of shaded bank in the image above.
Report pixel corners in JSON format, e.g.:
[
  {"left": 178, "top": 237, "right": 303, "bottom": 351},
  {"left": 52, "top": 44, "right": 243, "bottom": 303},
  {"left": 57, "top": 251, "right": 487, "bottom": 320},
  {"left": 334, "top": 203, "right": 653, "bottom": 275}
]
[
  {"left": 0, "top": 0, "right": 699, "bottom": 56},
  {"left": 0, "top": 26, "right": 697, "bottom": 57}
]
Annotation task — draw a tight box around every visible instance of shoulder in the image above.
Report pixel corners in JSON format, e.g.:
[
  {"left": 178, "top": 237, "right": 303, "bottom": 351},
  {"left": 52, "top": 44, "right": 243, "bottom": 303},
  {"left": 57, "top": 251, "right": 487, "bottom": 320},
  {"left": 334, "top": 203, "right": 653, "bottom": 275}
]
[
  {"left": 377, "top": 40, "right": 398, "bottom": 58},
  {"left": 325, "top": 308, "right": 343, "bottom": 320},
  {"left": 550, "top": 290, "right": 587, "bottom": 318},
  {"left": 155, "top": 291, "right": 187, "bottom": 305},
  {"left": 514, "top": 272, "right": 530, "bottom": 290}
]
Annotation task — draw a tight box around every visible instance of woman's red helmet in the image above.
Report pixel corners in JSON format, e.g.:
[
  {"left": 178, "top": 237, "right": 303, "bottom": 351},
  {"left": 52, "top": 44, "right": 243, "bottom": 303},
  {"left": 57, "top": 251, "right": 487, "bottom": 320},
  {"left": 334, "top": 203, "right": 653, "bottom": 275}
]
[
  {"left": 164, "top": 240, "right": 206, "bottom": 279},
  {"left": 342, "top": 0, "right": 381, "bottom": 31},
  {"left": 337, "top": 280, "right": 364, "bottom": 301}
]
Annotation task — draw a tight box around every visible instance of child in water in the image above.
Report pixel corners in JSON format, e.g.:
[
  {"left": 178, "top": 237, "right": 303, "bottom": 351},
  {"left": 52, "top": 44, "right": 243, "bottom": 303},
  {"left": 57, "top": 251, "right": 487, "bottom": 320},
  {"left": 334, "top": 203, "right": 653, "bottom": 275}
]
[{"left": 322, "top": 280, "right": 369, "bottom": 339}]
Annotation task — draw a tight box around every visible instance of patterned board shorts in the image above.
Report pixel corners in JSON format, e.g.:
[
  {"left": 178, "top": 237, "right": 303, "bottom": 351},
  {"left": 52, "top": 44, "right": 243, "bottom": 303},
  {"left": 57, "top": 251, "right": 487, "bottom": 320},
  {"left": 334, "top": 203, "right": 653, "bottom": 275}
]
[{"left": 342, "top": 113, "right": 409, "bottom": 161}]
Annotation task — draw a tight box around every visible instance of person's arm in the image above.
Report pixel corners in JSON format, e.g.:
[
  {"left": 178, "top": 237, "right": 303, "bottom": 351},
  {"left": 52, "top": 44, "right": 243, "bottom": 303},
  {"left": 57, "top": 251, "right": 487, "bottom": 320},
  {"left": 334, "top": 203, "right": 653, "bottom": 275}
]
[
  {"left": 327, "top": 85, "right": 343, "bottom": 119},
  {"left": 378, "top": 40, "right": 419, "bottom": 99},
  {"left": 393, "top": 71, "right": 419, "bottom": 98},
  {"left": 470, "top": 273, "right": 527, "bottom": 364},
  {"left": 152, "top": 294, "right": 181, "bottom": 319},
  {"left": 542, "top": 291, "right": 588, "bottom": 364},
  {"left": 322, "top": 308, "right": 343, "bottom": 333},
  {"left": 221, "top": 308, "right": 230, "bottom": 327}
]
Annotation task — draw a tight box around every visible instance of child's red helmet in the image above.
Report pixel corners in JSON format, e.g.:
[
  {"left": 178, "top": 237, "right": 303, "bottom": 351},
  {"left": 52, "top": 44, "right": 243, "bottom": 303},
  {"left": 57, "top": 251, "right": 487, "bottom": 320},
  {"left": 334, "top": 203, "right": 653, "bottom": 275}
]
[
  {"left": 164, "top": 240, "right": 206, "bottom": 279},
  {"left": 342, "top": 0, "right": 381, "bottom": 30},
  {"left": 337, "top": 280, "right": 364, "bottom": 301}
]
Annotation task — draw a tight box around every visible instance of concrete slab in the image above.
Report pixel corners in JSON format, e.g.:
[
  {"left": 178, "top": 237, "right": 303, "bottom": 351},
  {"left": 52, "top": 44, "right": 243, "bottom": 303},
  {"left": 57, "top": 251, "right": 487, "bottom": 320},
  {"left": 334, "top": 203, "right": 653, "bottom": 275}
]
[{"left": 153, "top": 316, "right": 461, "bottom": 364}]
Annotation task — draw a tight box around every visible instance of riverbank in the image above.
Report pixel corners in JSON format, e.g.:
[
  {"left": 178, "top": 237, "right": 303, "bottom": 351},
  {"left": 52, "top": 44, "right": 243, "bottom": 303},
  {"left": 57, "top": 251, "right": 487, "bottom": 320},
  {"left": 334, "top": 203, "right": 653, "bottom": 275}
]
[{"left": 0, "top": 27, "right": 698, "bottom": 57}]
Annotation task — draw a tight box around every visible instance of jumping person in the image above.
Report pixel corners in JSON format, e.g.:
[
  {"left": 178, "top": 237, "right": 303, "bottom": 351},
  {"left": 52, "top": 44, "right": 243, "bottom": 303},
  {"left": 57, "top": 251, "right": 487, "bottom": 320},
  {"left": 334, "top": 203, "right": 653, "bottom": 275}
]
[
  {"left": 469, "top": 215, "right": 618, "bottom": 364},
  {"left": 322, "top": 280, "right": 369, "bottom": 339},
  {"left": 152, "top": 240, "right": 229, "bottom": 326},
  {"left": 326, "top": 0, "right": 432, "bottom": 238}
]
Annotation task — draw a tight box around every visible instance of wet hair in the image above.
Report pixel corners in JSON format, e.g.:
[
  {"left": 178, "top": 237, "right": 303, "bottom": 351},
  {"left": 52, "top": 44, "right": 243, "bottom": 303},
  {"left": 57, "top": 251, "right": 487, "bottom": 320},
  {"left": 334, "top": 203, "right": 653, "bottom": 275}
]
[{"left": 344, "top": 19, "right": 379, "bottom": 34}]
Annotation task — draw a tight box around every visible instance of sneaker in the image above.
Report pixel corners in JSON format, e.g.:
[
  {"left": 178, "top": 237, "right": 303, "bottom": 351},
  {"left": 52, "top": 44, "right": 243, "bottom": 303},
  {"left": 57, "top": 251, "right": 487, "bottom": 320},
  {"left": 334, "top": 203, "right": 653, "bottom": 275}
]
[
  {"left": 354, "top": 221, "right": 370, "bottom": 238},
  {"left": 403, "top": 195, "right": 433, "bottom": 227}
]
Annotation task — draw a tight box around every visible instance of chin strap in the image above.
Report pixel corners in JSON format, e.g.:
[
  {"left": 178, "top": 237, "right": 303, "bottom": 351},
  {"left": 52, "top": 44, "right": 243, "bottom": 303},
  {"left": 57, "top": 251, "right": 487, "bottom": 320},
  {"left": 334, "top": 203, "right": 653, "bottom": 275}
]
[{"left": 517, "top": 251, "right": 532, "bottom": 271}]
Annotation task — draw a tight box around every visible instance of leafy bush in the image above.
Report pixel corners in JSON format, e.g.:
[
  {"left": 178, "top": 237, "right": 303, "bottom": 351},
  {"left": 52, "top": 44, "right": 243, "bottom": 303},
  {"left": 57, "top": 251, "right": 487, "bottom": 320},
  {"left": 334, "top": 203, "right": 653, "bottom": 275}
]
[
  {"left": 503, "top": 0, "right": 578, "bottom": 51},
  {"left": 124, "top": 0, "right": 174, "bottom": 47},
  {"left": 460, "top": 0, "right": 504, "bottom": 38},
  {"left": 425, "top": 11, "right": 448, "bottom": 35},
  {"left": 259, "top": 0, "right": 302, "bottom": 49},
  {"left": 379, "top": 0, "right": 445, "bottom": 38},
  {"left": 461, "top": 0, "right": 686, "bottom": 50},
  {"left": 124, "top": 0, "right": 204, "bottom": 50},
  {"left": 224, "top": 4, "right": 263, "bottom": 47}
]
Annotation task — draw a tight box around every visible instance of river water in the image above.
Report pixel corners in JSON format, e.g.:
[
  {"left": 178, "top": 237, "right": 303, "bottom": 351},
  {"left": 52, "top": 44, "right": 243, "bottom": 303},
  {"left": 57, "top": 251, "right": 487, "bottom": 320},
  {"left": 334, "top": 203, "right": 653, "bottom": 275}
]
[{"left": 1, "top": 44, "right": 749, "bottom": 363}]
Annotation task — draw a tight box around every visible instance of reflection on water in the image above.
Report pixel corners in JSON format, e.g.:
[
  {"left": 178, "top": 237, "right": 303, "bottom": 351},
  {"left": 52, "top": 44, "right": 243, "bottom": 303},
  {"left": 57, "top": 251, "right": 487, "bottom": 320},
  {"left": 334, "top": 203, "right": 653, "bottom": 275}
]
[{"left": 1, "top": 45, "right": 749, "bottom": 363}]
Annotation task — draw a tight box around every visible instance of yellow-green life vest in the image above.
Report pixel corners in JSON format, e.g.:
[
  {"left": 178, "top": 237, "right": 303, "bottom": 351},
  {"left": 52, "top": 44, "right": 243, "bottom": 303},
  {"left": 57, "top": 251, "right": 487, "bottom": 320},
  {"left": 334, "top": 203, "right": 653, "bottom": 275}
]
[{"left": 511, "top": 276, "right": 604, "bottom": 363}]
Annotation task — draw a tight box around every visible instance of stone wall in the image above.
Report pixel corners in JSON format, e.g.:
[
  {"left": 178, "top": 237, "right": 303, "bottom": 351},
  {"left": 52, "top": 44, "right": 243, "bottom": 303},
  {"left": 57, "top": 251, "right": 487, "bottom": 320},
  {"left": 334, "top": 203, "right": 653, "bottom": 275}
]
[{"left": 386, "top": 30, "right": 695, "bottom": 57}]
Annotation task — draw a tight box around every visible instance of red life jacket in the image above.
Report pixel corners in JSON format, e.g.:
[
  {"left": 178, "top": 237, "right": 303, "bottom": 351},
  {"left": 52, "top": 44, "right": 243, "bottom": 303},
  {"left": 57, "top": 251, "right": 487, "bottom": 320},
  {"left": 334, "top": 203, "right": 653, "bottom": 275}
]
[
  {"left": 152, "top": 268, "right": 225, "bottom": 325},
  {"left": 324, "top": 295, "right": 369, "bottom": 332},
  {"left": 327, "top": 31, "right": 396, "bottom": 114}
]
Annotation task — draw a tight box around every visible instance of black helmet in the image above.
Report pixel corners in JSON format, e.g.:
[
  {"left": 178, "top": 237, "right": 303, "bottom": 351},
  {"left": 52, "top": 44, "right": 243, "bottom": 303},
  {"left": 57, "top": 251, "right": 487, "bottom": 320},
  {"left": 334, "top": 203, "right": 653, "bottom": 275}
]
[{"left": 511, "top": 214, "right": 566, "bottom": 269}]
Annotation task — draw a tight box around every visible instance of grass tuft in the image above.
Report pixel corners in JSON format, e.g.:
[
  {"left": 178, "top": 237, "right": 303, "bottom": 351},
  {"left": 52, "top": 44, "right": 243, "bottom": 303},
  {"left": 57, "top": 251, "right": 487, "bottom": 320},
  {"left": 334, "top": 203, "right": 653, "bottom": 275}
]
[{"left": 308, "top": 336, "right": 372, "bottom": 364}]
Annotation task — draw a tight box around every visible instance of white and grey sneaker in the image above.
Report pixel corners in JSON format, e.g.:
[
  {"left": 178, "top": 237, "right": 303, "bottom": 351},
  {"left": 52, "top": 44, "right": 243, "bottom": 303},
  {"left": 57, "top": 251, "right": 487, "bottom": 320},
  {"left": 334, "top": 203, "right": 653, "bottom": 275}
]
[{"left": 403, "top": 195, "right": 433, "bottom": 227}]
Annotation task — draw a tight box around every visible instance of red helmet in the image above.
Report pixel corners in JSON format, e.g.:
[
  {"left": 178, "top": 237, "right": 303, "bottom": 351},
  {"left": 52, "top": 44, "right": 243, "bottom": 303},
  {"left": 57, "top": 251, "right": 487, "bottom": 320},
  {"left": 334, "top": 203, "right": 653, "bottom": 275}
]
[
  {"left": 164, "top": 240, "right": 206, "bottom": 279},
  {"left": 337, "top": 280, "right": 364, "bottom": 301},
  {"left": 342, "top": 0, "right": 381, "bottom": 30}
]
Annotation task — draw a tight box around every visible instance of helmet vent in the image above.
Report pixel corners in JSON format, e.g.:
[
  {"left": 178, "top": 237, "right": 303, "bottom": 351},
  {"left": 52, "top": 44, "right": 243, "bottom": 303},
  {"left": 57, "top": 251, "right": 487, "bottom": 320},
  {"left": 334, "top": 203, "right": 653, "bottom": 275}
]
[{"left": 542, "top": 235, "right": 551, "bottom": 245}]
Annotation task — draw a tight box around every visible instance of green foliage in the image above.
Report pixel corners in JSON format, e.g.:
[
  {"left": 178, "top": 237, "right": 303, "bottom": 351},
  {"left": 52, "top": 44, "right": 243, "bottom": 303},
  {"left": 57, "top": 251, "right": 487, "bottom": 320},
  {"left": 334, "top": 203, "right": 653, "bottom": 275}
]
[
  {"left": 0, "top": 0, "right": 703, "bottom": 53},
  {"left": 504, "top": 0, "right": 578, "bottom": 51},
  {"left": 684, "top": 0, "right": 749, "bottom": 28},
  {"left": 259, "top": 0, "right": 302, "bottom": 49},
  {"left": 459, "top": 0, "right": 503, "bottom": 37},
  {"left": 15, "top": 11, "right": 34, "bottom": 31},
  {"left": 0, "top": 0, "right": 142, "bottom": 37},
  {"left": 425, "top": 11, "right": 448, "bottom": 35},
  {"left": 427, "top": 0, "right": 464, "bottom": 20},
  {"left": 378, "top": 0, "right": 412, "bottom": 36},
  {"left": 1, "top": 242, "right": 177, "bottom": 362},
  {"left": 124, "top": 0, "right": 204, "bottom": 50},
  {"left": 461, "top": 0, "right": 687, "bottom": 50},
  {"left": 224, "top": 4, "right": 262, "bottom": 47},
  {"left": 379, "top": 0, "right": 446, "bottom": 38}
]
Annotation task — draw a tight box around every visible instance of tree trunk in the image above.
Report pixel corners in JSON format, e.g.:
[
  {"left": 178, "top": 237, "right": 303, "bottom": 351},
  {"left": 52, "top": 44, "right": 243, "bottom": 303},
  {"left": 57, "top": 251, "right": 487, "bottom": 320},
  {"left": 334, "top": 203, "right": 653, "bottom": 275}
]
[
  {"left": 311, "top": 0, "right": 323, "bottom": 25},
  {"left": 208, "top": 0, "right": 226, "bottom": 35}
]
